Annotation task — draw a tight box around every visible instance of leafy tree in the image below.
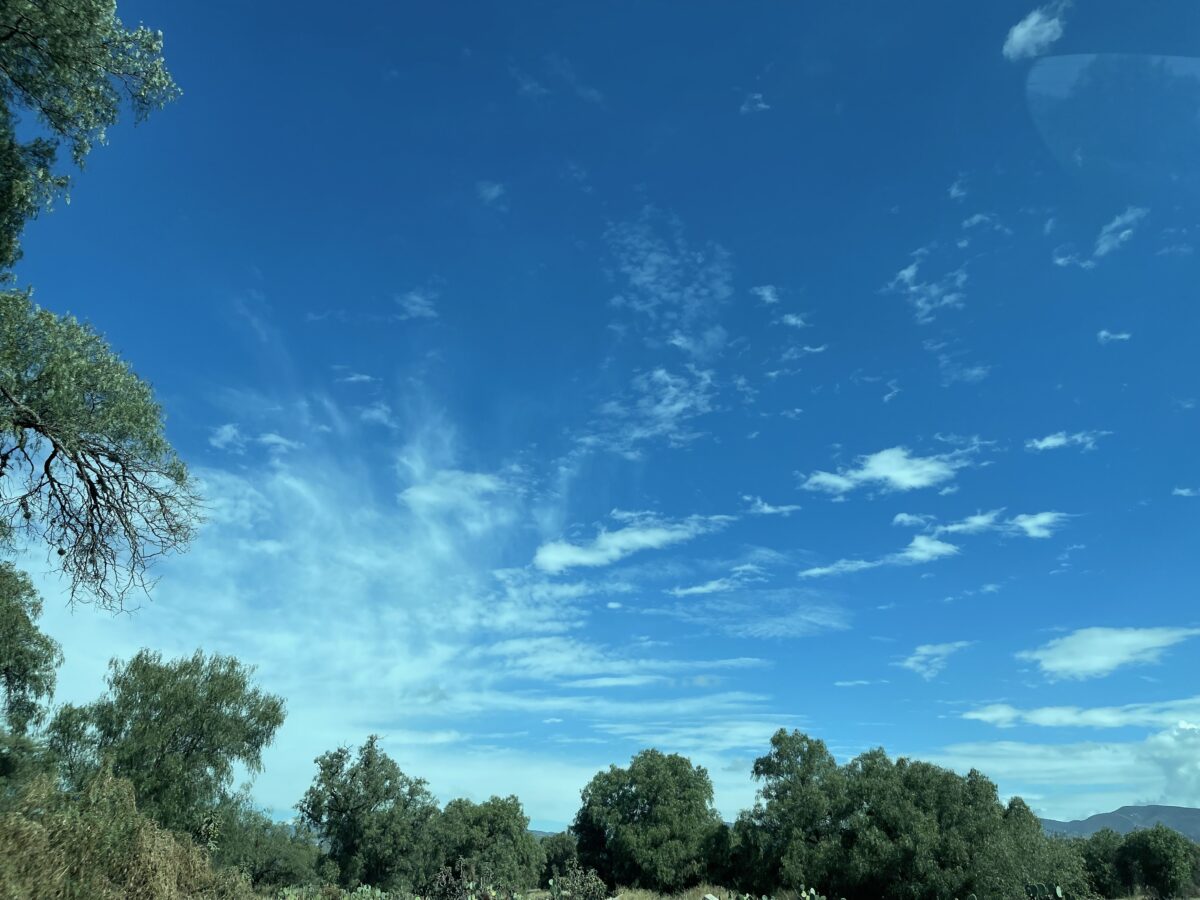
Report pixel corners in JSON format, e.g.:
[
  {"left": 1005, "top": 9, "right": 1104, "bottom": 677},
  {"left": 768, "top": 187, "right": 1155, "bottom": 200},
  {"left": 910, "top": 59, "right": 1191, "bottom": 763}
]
[
  {"left": 573, "top": 748, "right": 721, "bottom": 893},
  {"left": 433, "top": 795, "right": 544, "bottom": 889},
  {"left": 0, "top": 0, "right": 179, "bottom": 268},
  {"left": 1, "top": 290, "right": 201, "bottom": 610},
  {"left": 44, "top": 648, "right": 285, "bottom": 838},
  {"left": 297, "top": 734, "right": 441, "bottom": 892},
  {"left": 0, "top": 561, "right": 61, "bottom": 734},
  {"left": 730, "top": 729, "right": 845, "bottom": 894},
  {"left": 540, "top": 831, "right": 579, "bottom": 887},
  {"left": 1116, "top": 824, "right": 1197, "bottom": 899},
  {"left": 1080, "top": 827, "right": 1127, "bottom": 898},
  {"left": 209, "top": 789, "right": 323, "bottom": 891}
]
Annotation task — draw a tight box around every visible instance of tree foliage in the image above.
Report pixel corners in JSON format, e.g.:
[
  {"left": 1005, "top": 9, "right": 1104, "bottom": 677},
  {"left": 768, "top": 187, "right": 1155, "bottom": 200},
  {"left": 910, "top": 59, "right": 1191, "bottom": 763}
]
[
  {"left": 209, "top": 788, "right": 323, "bottom": 891},
  {"left": 433, "top": 795, "right": 544, "bottom": 889},
  {"left": 1116, "top": 824, "right": 1197, "bottom": 899},
  {"left": 1, "top": 290, "right": 201, "bottom": 609},
  {"left": 297, "top": 734, "right": 441, "bottom": 892},
  {"left": 540, "top": 831, "right": 579, "bottom": 888},
  {"left": 0, "top": 560, "right": 61, "bottom": 734},
  {"left": 573, "top": 748, "right": 721, "bottom": 893},
  {"left": 0, "top": 0, "right": 179, "bottom": 268},
  {"left": 44, "top": 648, "right": 285, "bottom": 838}
]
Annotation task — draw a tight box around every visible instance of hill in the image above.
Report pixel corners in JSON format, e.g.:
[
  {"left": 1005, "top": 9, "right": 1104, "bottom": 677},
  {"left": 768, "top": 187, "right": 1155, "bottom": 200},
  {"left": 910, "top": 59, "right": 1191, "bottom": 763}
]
[{"left": 1041, "top": 805, "right": 1200, "bottom": 842}]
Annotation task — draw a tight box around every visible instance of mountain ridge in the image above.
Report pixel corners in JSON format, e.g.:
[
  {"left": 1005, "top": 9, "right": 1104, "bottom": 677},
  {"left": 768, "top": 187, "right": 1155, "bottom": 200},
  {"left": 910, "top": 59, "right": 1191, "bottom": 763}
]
[{"left": 1040, "top": 805, "right": 1200, "bottom": 842}]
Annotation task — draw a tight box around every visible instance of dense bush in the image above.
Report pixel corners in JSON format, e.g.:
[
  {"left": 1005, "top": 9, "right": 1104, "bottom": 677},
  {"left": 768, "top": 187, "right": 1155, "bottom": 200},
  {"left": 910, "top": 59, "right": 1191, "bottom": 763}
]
[
  {"left": 0, "top": 763, "right": 257, "bottom": 899},
  {"left": 210, "top": 789, "right": 324, "bottom": 890}
]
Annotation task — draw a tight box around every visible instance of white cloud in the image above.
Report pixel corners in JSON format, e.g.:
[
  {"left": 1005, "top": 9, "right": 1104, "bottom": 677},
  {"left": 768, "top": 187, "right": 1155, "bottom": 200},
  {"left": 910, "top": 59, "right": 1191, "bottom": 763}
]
[
  {"left": 1097, "top": 329, "right": 1132, "bottom": 345},
  {"left": 1173, "top": 487, "right": 1198, "bottom": 498},
  {"left": 899, "top": 641, "right": 972, "bottom": 680},
  {"left": 801, "top": 446, "right": 971, "bottom": 496},
  {"left": 209, "top": 423, "right": 244, "bottom": 451},
  {"left": 892, "top": 512, "right": 932, "bottom": 528},
  {"left": 948, "top": 178, "right": 967, "bottom": 200},
  {"left": 739, "top": 93, "right": 770, "bottom": 114},
  {"left": 396, "top": 289, "right": 438, "bottom": 320},
  {"left": 476, "top": 180, "right": 507, "bottom": 206},
  {"left": 742, "top": 495, "right": 801, "bottom": 516},
  {"left": 1017, "top": 626, "right": 1200, "bottom": 680},
  {"left": 1026, "top": 430, "right": 1110, "bottom": 452},
  {"left": 1002, "top": 4, "right": 1068, "bottom": 61},
  {"left": 750, "top": 285, "right": 780, "bottom": 305},
  {"left": 534, "top": 510, "right": 731, "bottom": 574},
  {"left": 1095, "top": 207, "right": 1149, "bottom": 257},
  {"left": 606, "top": 211, "right": 732, "bottom": 358},
  {"left": 800, "top": 534, "right": 959, "bottom": 579},
  {"left": 965, "top": 696, "right": 1200, "bottom": 729},
  {"left": 886, "top": 258, "right": 968, "bottom": 323},
  {"left": 579, "top": 366, "right": 717, "bottom": 459},
  {"left": 779, "top": 313, "right": 808, "bottom": 329},
  {"left": 1007, "top": 511, "right": 1069, "bottom": 538}
]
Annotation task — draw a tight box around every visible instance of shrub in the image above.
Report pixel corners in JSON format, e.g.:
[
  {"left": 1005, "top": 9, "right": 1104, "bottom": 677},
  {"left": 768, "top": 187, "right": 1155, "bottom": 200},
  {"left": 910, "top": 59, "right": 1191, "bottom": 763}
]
[{"left": 0, "top": 763, "right": 256, "bottom": 899}]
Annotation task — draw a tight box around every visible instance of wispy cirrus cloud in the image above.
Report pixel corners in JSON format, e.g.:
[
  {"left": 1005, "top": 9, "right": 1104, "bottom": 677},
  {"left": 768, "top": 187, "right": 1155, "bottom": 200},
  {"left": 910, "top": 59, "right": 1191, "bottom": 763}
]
[
  {"left": 801, "top": 445, "right": 975, "bottom": 496},
  {"left": 1055, "top": 207, "right": 1149, "bottom": 268},
  {"left": 606, "top": 209, "right": 733, "bottom": 359},
  {"left": 885, "top": 253, "right": 968, "bottom": 323},
  {"left": 965, "top": 695, "right": 1200, "bottom": 729},
  {"left": 534, "top": 510, "right": 733, "bottom": 574},
  {"left": 893, "top": 508, "right": 1071, "bottom": 540},
  {"left": 742, "top": 495, "right": 801, "bottom": 517},
  {"left": 1097, "top": 329, "right": 1132, "bottom": 345},
  {"left": 1026, "top": 430, "right": 1111, "bottom": 452},
  {"left": 1017, "top": 626, "right": 1200, "bottom": 680},
  {"left": 799, "top": 534, "right": 959, "bottom": 579},
  {"left": 898, "top": 641, "right": 973, "bottom": 680},
  {"left": 577, "top": 366, "right": 717, "bottom": 459}
]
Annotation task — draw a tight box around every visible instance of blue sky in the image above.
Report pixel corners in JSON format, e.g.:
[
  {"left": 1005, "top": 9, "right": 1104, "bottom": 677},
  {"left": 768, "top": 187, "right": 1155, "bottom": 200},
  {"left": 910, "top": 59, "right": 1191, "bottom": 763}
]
[{"left": 11, "top": 1, "right": 1200, "bottom": 830}]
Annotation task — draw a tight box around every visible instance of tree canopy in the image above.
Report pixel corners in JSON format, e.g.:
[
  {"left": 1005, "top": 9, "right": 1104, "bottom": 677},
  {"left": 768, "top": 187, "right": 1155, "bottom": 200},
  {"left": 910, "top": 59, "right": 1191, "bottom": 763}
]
[
  {"left": 44, "top": 648, "right": 285, "bottom": 838},
  {"left": 573, "top": 748, "right": 722, "bottom": 893},
  {"left": 432, "top": 795, "right": 544, "bottom": 889},
  {"left": 1, "top": 290, "right": 201, "bottom": 609},
  {"left": 0, "top": 560, "right": 61, "bottom": 734},
  {"left": 297, "top": 734, "right": 442, "bottom": 892},
  {"left": 0, "top": 0, "right": 179, "bottom": 268}
]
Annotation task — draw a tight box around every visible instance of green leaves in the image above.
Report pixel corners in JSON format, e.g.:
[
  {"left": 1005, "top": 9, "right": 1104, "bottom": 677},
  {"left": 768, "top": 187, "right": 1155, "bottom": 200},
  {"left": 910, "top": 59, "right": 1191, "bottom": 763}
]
[
  {"left": 432, "top": 796, "right": 544, "bottom": 890},
  {"left": 573, "top": 748, "right": 722, "bottom": 893},
  {"left": 0, "top": 561, "right": 62, "bottom": 734},
  {"left": 1, "top": 290, "right": 201, "bottom": 610},
  {"left": 0, "top": 0, "right": 179, "bottom": 267},
  {"left": 44, "top": 648, "right": 285, "bottom": 839},
  {"left": 297, "top": 735, "right": 441, "bottom": 892}
]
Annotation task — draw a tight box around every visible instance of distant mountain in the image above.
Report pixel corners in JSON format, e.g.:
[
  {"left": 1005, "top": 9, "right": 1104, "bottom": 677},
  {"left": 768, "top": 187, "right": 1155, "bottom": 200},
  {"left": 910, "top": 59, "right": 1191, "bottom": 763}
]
[{"left": 1041, "top": 805, "right": 1200, "bottom": 842}]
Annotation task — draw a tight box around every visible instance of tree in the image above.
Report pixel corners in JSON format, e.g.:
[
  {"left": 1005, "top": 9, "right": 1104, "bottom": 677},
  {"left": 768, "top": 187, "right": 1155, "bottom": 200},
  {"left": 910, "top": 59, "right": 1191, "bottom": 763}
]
[
  {"left": 540, "top": 831, "right": 579, "bottom": 887},
  {"left": 44, "top": 648, "right": 285, "bottom": 838},
  {"left": 1116, "top": 824, "right": 1197, "bottom": 899},
  {"left": 0, "top": 561, "right": 61, "bottom": 734},
  {"left": 572, "top": 748, "right": 722, "bottom": 893},
  {"left": 1, "top": 290, "right": 201, "bottom": 610},
  {"left": 1081, "top": 827, "right": 1127, "bottom": 898},
  {"left": 0, "top": 0, "right": 179, "bottom": 269},
  {"left": 433, "top": 795, "right": 544, "bottom": 889},
  {"left": 209, "top": 789, "right": 324, "bottom": 891},
  {"left": 297, "top": 734, "right": 441, "bottom": 892},
  {"left": 730, "top": 729, "right": 845, "bottom": 894}
]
